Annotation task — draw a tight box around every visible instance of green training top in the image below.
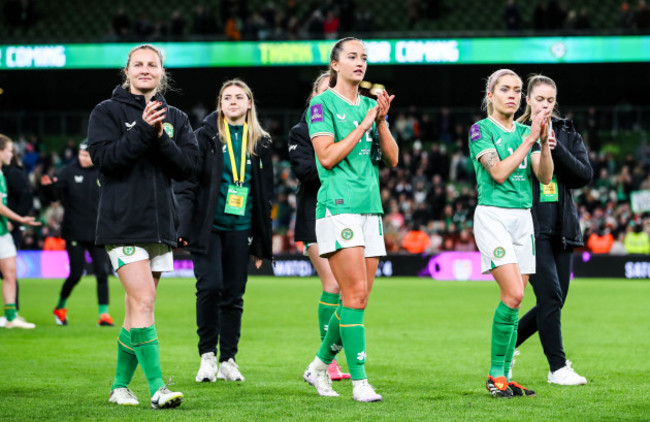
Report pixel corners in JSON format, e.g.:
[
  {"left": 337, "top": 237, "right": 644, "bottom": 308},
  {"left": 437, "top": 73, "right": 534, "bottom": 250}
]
[
  {"left": 213, "top": 124, "right": 253, "bottom": 231},
  {"left": 307, "top": 88, "right": 383, "bottom": 219},
  {"left": 469, "top": 116, "right": 540, "bottom": 209}
]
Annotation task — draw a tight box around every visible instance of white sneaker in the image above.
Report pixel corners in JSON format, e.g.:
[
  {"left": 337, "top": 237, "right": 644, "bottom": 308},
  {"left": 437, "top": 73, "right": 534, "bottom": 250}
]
[
  {"left": 217, "top": 358, "right": 245, "bottom": 381},
  {"left": 352, "top": 379, "right": 382, "bottom": 402},
  {"left": 303, "top": 358, "right": 339, "bottom": 397},
  {"left": 5, "top": 316, "right": 35, "bottom": 329},
  {"left": 109, "top": 387, "right": 139, "bottom": 406},
  {"left": 151, "top": 386, "right": 183, "bottom": 409},
  {"left": 508, "top": 350, "right": 520, "bottom": 380},
  {"left": 196, "top": 352, "right": 218, "bottom": 382},
  {"left": 548, "top": 360, "right": 587, "bottom": 385},
  {"left": 0, "top": 316, "right": 6, "bottom": 327}
]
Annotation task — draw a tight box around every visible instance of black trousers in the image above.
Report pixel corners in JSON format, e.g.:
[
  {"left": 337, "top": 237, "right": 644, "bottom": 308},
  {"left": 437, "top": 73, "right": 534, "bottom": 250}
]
[
  {"left": 10, "top": 226, "right": 23, "bottom": 310},
  {"left": 517, "top": 236, "right": 573, "bottom": 371},
  {"left": 59, "top": 241, "right": 110, "bottom": 305},
  {"left": 192, "top": 229, "right": 250, "bottom": 361}
]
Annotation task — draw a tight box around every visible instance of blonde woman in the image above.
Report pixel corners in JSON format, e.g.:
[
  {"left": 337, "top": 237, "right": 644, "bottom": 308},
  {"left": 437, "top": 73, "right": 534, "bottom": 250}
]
[
  {"left": 175, "top": 79, "right": 274, "bottom": 383},
  {"left": 88, "top": 44, "right": 199, "bottom": 408}
]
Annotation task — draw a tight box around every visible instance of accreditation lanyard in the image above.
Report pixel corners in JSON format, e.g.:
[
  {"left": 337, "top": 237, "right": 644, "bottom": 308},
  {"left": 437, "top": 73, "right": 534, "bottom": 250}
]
[{"left": 223, "top": 119, "right": 249, "bottom": 216}]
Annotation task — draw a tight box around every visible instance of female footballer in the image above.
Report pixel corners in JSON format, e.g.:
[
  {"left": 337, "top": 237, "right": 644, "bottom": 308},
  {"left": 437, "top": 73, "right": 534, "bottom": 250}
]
[
  {"left": 175, "top": 79, "right": 273, "bottom": 384},
  {"left": 302, "top": 37, "right": 399, "bottom": 402},
  {"left": 514, "top": 74, "right": 591, "bottom": 385},
  {"left": 469, "top": 69, "right": 553, "bottom": 398},
  {"left": 87, "top": 44, "right": 199, "bottom": 409},
  {"left": 288, "top": 72, "right": 350, "bottom": 381}
]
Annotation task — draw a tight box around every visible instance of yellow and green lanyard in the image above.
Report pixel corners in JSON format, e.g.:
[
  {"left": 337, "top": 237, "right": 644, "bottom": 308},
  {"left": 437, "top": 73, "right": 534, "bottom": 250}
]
[
  {"left": 539, "top": 123, "right": 558, "bottom": 203},
  {"left": 223, "top": 119, "right": 249, "bottom": 216}
]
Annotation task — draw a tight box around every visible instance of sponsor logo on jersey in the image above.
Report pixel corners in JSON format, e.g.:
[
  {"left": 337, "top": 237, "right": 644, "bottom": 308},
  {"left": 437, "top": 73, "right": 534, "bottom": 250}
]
[
  {"left": 74, "top": 175, "right": 84, "bottom": 183},
  {"left": 341, "top": 228, "right": 354, "bottom": 240},
  {"left": 310, "top": 104, "right": 324, "bottom": 123},
  {"left": 125, "top": 121, "right": 136, "bottom": 131},
  {"left": 495, "top": 138, "right": 502, "bottom": 145},
  {"left": 470, "top": 124, "right": 482, "bottom": 142},
  {"left": 336, "top": 113, "right": 346, "bottom": 121},
  {"left": 162, "top": 122, "right": 174, "bottom": 138},
  {"left": 493, "top": 246, "right": 506, "bottom": 259}
]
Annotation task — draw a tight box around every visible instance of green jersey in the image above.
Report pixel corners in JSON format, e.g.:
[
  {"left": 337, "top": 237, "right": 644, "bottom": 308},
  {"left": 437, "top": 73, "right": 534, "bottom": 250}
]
[
  {"left": 469, "top": 117, "right": 540, "bottom": 209},
  {"left": 0, "top": 171, "right": 8, "bottom": 235},
  {"left": 307, "top": 88, "right": 383, "bottom": 219}
]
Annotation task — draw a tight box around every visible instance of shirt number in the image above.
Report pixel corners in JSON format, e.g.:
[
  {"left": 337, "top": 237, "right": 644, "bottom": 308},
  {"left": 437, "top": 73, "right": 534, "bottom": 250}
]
[
  {"left": 353, "top": 121, "right": 373, "bottom": 143},
  {"left": 507, "top": 147, "right": 528, "bottom": 169}
]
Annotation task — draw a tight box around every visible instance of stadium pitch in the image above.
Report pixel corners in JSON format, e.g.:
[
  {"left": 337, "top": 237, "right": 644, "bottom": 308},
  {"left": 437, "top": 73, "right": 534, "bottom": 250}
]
[{"left": 1, "top": 276, "right": 648, "bottom": 421}]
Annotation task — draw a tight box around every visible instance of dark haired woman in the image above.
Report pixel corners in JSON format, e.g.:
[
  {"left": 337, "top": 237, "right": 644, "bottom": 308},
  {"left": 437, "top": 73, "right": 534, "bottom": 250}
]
[{"left": 302, "top": 37, "right": 399, "bottom": 402}]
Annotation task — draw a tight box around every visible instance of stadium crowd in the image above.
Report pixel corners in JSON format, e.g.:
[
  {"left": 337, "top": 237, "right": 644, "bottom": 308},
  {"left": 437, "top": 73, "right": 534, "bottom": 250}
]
[{"left": 9, "top": 105, "right": 650, "bottom": 257}]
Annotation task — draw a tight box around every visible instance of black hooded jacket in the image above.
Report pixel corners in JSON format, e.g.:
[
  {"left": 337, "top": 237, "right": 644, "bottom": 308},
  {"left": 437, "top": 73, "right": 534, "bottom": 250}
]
[
  {"left": 87, "top": 85, "right": 199, "bottom": 247},
  {"left": 531, "top": 117, "right": 592, "bottom": 247},
  {"left": 174, "top": 111, "right": 274, "bottom": 260},
  {"left": 288, "top": 109, "right": 319, "bottom": 243},
  {"left": 42, "top": 159, "right": 100, "bottom": 243}
]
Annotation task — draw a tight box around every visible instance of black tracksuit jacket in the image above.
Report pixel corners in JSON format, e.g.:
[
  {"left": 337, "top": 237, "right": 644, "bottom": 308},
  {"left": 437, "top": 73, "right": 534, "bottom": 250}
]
[
  {"left": 531, "top": 118, "right": 593, "bottom": 247},
  {"left": 174, "top": 111, "right": 274, "bottom": 260},
  {"left": 42, "top": 159, "right": 100, "bottom": 243},
  {"left": 288, "top": 110, "right": 319, "bottom": 243},
  {"left": 87, "top": 85, "right": 199, "bottom": 247}
]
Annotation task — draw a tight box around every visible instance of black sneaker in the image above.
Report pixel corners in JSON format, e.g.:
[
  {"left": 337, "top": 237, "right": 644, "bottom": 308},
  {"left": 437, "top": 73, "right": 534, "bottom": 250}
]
[
  {"left": 486, "top": 375, "right": 513, "bottom": 398},
  {"left": 508, "top": 381, "right": 536, "bottom": 397}
]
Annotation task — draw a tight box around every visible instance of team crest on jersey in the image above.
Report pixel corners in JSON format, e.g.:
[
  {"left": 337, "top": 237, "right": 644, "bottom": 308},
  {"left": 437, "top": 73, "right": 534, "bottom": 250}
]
[
  {"left": 493, "top": 247, "right": 506, "bottom": 259},
  {"left": 122, "top": 246, "right": 136, "bottom": 256},
  {"left": 470, "top": 124, "right": 482, "bottom": 142},
  {"left": 162, "top": 123, "right": 174, "bottom": 138},
  {"left": 310, "top": 104, "right": 324, "bottom": 123},
  {"left": 341, "top": 228, "right": 354, "bottom": 240}
]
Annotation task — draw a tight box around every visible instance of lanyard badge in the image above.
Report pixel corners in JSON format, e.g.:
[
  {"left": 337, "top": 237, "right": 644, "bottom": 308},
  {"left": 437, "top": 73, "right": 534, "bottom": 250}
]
[{"left": 223, "top": 119, "right": 250, "bottom": 215}]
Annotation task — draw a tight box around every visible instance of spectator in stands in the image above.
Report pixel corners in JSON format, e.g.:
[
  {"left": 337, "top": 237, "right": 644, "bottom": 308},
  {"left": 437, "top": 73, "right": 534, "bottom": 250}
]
[
  {"left": 624, "top": 220, "right": 650, "bottom": 253},
  {"left": 634, "top": 0, "right": 650, "bottom": 29},
  {"left": 323, "top": 10, "right": 340, "bottom": 39},
  {"left": 112, "top": 8, "right": 131, "bottom": 39},
  {"left": 169, "top": 10, "right": 186, "bottom": 39},
  {"left": 504, "top": 0, "right": 523, "bottom": 32},
  {"left": 402, "top": 223, "right": 431, "bottom": 254},
  {"left": 533, "top": 1, "right": 549, "bottom": 30},
  {"left": 587, "top": 224, "right": 614, "bottom": 253},
  {"left": 455, "top": 227, "right": 476, "bottom": 251}
]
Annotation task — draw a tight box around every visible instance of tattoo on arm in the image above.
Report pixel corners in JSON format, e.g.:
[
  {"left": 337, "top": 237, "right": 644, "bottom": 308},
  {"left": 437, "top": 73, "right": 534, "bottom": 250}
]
[{"left": 481, "top": 152, "right": 500, "bottom": 171}]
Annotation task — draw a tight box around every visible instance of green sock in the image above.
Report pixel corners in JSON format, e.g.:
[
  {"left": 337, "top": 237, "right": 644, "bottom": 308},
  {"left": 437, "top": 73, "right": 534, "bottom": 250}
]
[
  {"left": 4, "top": 304, "right": 17, "bottom": 322},
  {"left": 318, "top": 292, "right": 340, "bottom": 341},
  {"left": 316, "top": 304, "right": 343, "bottom": 364},
  {"left": 340, "top": 306, "right": 367, "bottom": 381},
  {"left": 503, "top": 317, "right": 519, "bottom": 382},
  {"left": 131, "top": 325, "right": 165, "bottom": 396},
  {"left": 112, "top": 327, "right": 139, "bottom": 390},
  {"left": 99, "top": 304, "right": 109, "bottom": 316},
  {"left": 56, "top": 297, "right": 67, "bottom": 310},
  {"left": 489, "top": 301, "right": 519, "bottom": 379}
]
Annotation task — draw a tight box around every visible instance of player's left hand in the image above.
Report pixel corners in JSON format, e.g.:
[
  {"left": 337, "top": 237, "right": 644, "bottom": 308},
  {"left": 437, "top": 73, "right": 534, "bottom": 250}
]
[
  {"left": 547, "top": 128, "right": 557, "bottom": 150},
  {"left": 253, "top": 256, "right": 263, "bottom": 269},
  {"left": 375, "top": 90, "right": 394, "bottom": 124},
  {"left": 21, "top": 216, "right": 41, "bottom": 227}
]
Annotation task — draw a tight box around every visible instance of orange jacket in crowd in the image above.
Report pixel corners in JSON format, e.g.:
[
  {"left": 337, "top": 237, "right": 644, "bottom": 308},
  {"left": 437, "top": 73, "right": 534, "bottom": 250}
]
[
  {"left": 587, "top": 232, "right": 614, "bottom": 254},
  {"left": 402, "top": 230, "right": 431, "bottom": 254}
]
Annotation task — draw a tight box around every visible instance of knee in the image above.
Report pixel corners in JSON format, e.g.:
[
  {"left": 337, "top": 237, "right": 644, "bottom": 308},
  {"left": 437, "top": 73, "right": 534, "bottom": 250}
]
[
  {"left": 128, "top": 292, "right": 156, "bottom": 315},
  {"left": 503, "top": 290, "right": 524, "bottom": 309},
  {"left": 342, "top": 284, "right": 369, "bottom": 309}
]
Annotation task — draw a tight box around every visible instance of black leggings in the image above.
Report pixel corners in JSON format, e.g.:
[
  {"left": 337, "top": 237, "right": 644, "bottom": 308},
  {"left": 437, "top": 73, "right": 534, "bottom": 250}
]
[
  {"left": 517, "top": 236, "right": 573, "bottom": 372},
  {"left": 59, "top": 241, "right": 110, "bottom": 305},
  {"left": 192, "top": 229, "right": 250, "bottom": 361}
]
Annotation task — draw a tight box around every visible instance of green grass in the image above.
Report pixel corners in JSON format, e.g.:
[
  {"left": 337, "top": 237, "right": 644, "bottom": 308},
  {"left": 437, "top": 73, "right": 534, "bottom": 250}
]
[{"left": 1, "top": 276, "right": 649, "bottom": 421}]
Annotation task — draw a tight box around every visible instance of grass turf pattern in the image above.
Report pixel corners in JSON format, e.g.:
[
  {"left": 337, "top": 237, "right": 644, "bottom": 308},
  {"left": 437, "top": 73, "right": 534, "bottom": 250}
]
[{"left": 1, "top": 276, "right": 648, "bottom": 421}]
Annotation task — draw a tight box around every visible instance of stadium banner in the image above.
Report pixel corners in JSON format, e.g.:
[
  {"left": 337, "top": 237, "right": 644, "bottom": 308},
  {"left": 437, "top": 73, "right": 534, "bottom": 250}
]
[
  {"left": 2, "top": 36, "right": 650, "bottom": 70},
  {"left": 17, "top": 251, "right": 650, "bottom": 279},
  {"left": 630, "top": 189, "right": 650, "bottom": 213}
]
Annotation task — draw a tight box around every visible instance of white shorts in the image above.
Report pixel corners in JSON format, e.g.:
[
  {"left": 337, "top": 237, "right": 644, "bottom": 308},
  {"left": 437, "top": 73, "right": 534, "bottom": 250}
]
[
  {"left": 315, "top": 212, "right": 386, "bottom": 258},
  {"left": 106, "top": 243, "right": 173, "bottom": 272},
  {"left": 473, "top": 205, "right": 536, "bottom": 275},
  {"left": 303, "top": 242, "right": 317, "bottom": 256},
  {"left": 0, "top": 233, "right": 17, "bottom": 260}
]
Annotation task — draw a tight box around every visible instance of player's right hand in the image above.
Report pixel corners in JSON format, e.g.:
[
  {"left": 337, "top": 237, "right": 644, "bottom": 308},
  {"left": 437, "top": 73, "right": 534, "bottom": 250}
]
[
  {"left": 360, "top": 105, "right": 379, "bottom": 132},
  {"left": 40, "top": 175, "right": 57, "bottom": 185}
]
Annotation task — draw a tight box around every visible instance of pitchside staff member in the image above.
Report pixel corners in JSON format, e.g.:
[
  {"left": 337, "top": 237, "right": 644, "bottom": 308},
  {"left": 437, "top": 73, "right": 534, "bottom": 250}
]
[
  {"left": 288, "top": 72, "right": 350, "bottom": 381},
  {"left": 175, "top": 79, "right": 273, "bottom": 384},
  {"left": 41, "top": 141, "right": 113, "bottom": 327},
  {"left": 513, "top": 74, "right": 592, "bottom": 385},
  {"left": 88, "top": 43, "right": 198, "bottom": 409}
]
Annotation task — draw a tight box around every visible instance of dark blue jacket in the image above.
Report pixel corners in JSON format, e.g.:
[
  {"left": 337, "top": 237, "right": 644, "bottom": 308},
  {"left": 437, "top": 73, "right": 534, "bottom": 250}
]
[{"left": 87, "top": 85, "right": 199, "bottom": 247}]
